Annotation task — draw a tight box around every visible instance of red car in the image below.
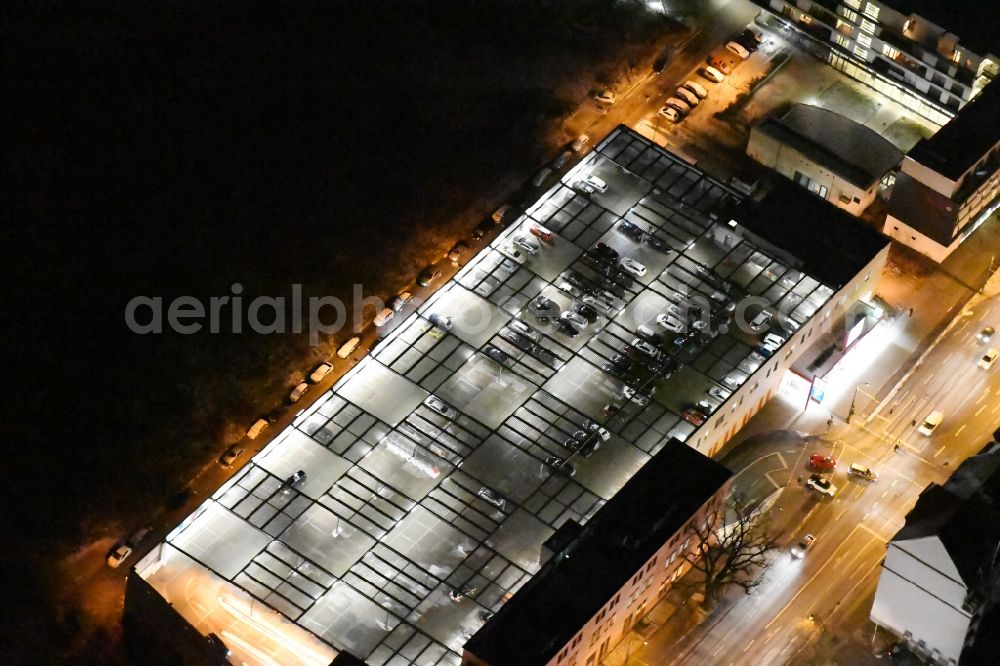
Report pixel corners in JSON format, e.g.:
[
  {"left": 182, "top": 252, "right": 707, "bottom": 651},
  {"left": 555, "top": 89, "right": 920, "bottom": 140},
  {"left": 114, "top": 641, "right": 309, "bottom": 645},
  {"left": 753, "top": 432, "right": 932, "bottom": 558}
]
[
  {"left": 809, "top": 454, "right": 837, "bottom": 471},
  {"left": 682, "top": 408, "right": 706, "bottom": 426},
  {"left": 530, "top": 225, "right": 553, "bottom": 241}
]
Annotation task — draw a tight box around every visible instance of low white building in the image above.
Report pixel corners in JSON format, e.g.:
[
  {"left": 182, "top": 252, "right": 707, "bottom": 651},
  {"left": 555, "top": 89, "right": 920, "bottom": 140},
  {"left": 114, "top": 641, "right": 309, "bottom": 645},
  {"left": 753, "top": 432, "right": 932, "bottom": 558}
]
[{"left": 870, "top": 442, "right": 1000, "bottom": 665}]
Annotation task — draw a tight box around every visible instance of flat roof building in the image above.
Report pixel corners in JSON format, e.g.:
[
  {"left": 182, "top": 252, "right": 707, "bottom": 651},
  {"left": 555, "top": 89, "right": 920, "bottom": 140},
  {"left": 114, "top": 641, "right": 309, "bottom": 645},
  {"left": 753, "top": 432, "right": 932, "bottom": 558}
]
[
  {"left": 461, "top": 439, "right": 732, "bottom": 666},
  {"left": 128, "top": 127, "right": 889, "bottom": 665},
  {"left": 752, "top": 0, "right": 998, "bottom": 125},
  {"left": 747, "top": 104, "right": 903, "bottom": 216},
  {"left": 884, "top": 80, "right": 1000, "bottom": 262}
]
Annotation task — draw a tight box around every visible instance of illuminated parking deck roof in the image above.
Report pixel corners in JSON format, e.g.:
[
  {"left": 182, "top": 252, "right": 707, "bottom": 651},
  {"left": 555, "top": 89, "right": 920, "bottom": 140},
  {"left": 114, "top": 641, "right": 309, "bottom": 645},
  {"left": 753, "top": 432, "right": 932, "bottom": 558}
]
[{"left": 138, "top": 126, "right": 850, "bottom": 665}]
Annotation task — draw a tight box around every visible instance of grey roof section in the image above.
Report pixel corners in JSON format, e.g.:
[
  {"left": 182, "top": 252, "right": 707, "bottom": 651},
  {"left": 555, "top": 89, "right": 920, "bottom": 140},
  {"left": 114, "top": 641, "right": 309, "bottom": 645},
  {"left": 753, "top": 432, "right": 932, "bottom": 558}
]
[
  {"left": 907, "top": 81, "right": 1000, "bottom": 180},
  {"left": 886, "top": 171, "right": 959, "bottom": 246},
  {"left": 734, "top": 181, "right": 890, "bottom": 289},
  {"left": 463, "top": 439, "right": 732, "bottom": 666},
  {"left": 894, "top": 442, "right": 1000, "bottom": 591},
  {"left": 890, "top": 0, "right": 998, "bottom": 60},
  {"left": 755, "top": 104, "right": 903, "bottom": 189}
]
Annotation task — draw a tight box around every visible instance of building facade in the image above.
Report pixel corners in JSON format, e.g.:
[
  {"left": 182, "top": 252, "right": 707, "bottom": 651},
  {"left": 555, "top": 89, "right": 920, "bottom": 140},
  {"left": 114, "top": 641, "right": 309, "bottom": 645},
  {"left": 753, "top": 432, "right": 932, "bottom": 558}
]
[
  {"left": 883, "top": 80, "right": 1000, "bottom": 262},
  {"left": 753, "top": 0, "right": 998, "bottom": 125},
  {"left": 462, "top": 439, "right": 733, "bottom": 666},
  {"left": 747, "top": 104, "right": 902, "bottom": 216}
]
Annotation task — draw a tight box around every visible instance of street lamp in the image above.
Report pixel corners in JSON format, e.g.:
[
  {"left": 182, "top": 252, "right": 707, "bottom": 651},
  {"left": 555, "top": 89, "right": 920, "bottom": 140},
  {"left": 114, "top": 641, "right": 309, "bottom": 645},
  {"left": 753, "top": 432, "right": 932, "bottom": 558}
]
[{"left": 847, "top": 382, "right": 871, "bottom": 424}]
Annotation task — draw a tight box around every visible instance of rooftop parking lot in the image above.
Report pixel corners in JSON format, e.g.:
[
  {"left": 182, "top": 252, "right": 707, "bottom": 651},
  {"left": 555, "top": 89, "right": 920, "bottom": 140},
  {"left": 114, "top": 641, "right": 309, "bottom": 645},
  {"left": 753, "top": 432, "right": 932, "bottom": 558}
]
[{"left": 139, "top": 127, "right": 836, "bottom": 665}]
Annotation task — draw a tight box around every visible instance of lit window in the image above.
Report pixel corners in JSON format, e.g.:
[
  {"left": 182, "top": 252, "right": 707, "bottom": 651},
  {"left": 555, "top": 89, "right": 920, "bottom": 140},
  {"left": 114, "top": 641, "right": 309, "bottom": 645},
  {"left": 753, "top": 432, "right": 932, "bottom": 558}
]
[
  {"left": 882, "top": 43, "right": 899, "bottom": 59},
  {"left": 857, "top": 33, "right": 872, "bottom": 47},
  {"left": 841, "top": 8, "right": 859, "bottom": 23},
  {"left": 903, "top": 18, "right": 914, "bottom": 32},
  {"left": 853, "top": 45, "right": 870, "bottom": 59},
  {"left": 860, "top": 18, "right": 877, "bottom": 33},
  {"left": 952, "top": 49, "right": 962, "bottom": 63},
  {"left": 834, "top": 34, "right": 850, "bottom": 49},
  {"left": 863, "top": 3, "right": 880, "bottom": 20},
  {"left": 844, "top": 0, "right": 861, "bottom": 8}
]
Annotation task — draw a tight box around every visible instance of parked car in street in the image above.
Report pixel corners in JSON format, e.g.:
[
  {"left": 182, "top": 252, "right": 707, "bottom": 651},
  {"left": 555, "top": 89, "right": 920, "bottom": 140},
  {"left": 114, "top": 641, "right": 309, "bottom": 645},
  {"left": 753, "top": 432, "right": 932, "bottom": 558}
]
[
  {"left": 219, "top": 445, "right": 245, "bottom": 468},
  {"left": 417, "top": 265, "right": 443, "bottom": 287},
  {"left": 373, "top": 308, "right": 394, "bottom": 327},
  {"left": 806, "top": 474, "right": 837, "bottom": 498},
  {"left": 309, "top": 361, "right": 334, "bottom": 383},
  {"left": 658, "top": 106, "right": 681, "bottom": 122},
  {"left": 681, "top": 80, "right": 708, "bottom": 98},
  {"left": 107, "top": 542, "right": 133, "bottom": 568},
  {"left": 664, "top": 97, "right": 691, "bottom": 115},
  {"left": 448, "top": 241, "right": 469, "bottom": 263},
  {"left": 570, "top": 134, "right": 590, "bottom": 152},
  {"left": 675, "top": 87, "right": 700, "bottom": 107},
  {"left": 809, "top": 454, "right": 837, "bottom": 471},
  {"left": 701, "top": 65, "right": 725, "bottom": 83},
  {"left": 978, "top": 348, "right": 998, "bottom": 370},
  {"left": 289, "top": 382, "right": 309, "bottom": 403},
  {"left": 247, "top": 418, "right": 269, "bottom": 440}
]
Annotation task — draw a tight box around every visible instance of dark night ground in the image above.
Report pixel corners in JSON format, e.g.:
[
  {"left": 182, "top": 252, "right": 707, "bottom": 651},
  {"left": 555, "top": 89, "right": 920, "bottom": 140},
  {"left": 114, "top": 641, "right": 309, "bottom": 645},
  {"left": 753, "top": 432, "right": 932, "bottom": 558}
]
[{"left": 4, "top": 1, "right": 676, "bottom": 661}]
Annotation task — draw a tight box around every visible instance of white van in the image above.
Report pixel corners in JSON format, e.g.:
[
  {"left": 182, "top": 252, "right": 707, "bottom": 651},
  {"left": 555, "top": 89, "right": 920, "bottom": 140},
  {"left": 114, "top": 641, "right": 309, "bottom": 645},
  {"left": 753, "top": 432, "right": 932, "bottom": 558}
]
[
  {"left": 726, "top": 41, "right": 750, "bottom": 60},
  {"left": 337, "top": 336, "right": 361, "bottom": 358},
  {"left": 918, "top": 410, "right": 944, "bottom": 436}
]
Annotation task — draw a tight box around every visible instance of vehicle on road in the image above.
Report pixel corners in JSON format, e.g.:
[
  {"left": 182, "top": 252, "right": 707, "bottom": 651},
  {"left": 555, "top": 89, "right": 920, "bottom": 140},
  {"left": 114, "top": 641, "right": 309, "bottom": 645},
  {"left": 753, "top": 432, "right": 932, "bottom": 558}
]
[
  {"left": 472, "top": 219, "right": 493, "bottom": 240},
  {"left": 428, "top": 313, "right": 453, "bottom": 330},
  {"left": 107, "top": 542, "right": 133, "bottom": 568},
  {"left": 337, "top": 336, "right": 361, "bottom": 358},
  {"left": 389, "top": 291, "right": 413, "bottom": 312},
  {"left": 790, "top": 534, "right": 815, "bottom": 558},
  {"left": 532, "top": 167, "right": 554, "bottom": 187},
  {"left": 652, "top": 54, "right": 669, "bottom": 74},
  {"left": 570, "top": 134, "right": 590, "bottom": 152},
  {"left": 619, "top": 257, "right": 646, "bottom": 277},
  {"left": 129, "top": 527, "right": 152, "bottom": 547},
  {"left": 809, "top": 454, "right": 837, "bottom": 471},
  {"left": 681, "top": 80, "right": 708, "bottom": 99},
  {"left": 573, "top": 174, "right": 608, "bottom": 196},
  {"left": 977, "top": 326, "right": 995, "bottom": 343},
  {"left": 513, "top": 236, "right": 540, "bottom": 255},
  {"left": 664, "top": 97, "right": 691, "bottom": 114},
  {"left": 593, "top": 89, "right": 616, "bottom": 104},
  {"left": 309, "top": 361, "right": 334, "bottom": 383},
  {"left": 978, "top": 348, "right": 998, "bottom": 369},
  {"left": 658, "top": 106, "right": 681, "bottom": 122},
  {"left": 806, "top": 474, "right": 837, "bottom": 498},
  {"left": 545, "top": 456, "right": 576, "bottom": 477},
  {"left": 417, "top": 265, "right": 443, "bottom": 287},
  {"left": 701, "top": 65, "right": 725, "bottom": 83},
  {"left": 219, "top": 445, "right": 245, "bottom": 468},
  {"left": 247, "top": 418, "right": 268, "bottom": 440},
  {"left": 448, "top": 242, "right": 469, "bottom": 263},
  {"left": 675, "top": 87, "right": 700, "bottom": 107},
  {"left": 424, "top": 395, "right": 452, "bottom": 417},
  {"left": 917, "top": 410, "right": 944, "bottom": 436},
  {"left": 373, "top": 308, "right": 394, "bottom": 327},
  {"left": 491, "top": 204, "right": 512, "bottom": 225},
  {"left": 477, "top": 486, "right": 506, "bottom": 509},
  {"left": 289, "top": 382, "right": 309, "bottom": 403},
  {"left": 849, "top": 463, "right": 877, "bottom": 481},
  {"left": 529, "top": 224, "right": 553, "bottom": 241},
  {"left": 682, "top": 408, "right": 706, "bottom": 426}
]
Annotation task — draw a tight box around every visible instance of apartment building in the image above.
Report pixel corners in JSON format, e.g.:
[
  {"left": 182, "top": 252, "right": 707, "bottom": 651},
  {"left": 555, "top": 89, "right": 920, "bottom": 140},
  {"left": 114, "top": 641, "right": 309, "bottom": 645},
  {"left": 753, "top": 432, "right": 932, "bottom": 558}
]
[
  {"left": 884, "top": 79, "right": 1000, "bottom": 262},
  {"left": 753, "top": 0, "right": 998, "bottom": 125},
  {"left": 461, "top": 439, "right": 733, "bottom": 666}
]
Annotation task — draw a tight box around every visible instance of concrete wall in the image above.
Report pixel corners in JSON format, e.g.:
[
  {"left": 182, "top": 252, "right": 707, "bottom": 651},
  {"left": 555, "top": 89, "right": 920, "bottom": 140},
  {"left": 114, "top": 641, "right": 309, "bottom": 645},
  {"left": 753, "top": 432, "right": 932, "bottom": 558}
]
[
  {"left": 900, "top": 156, "right": 958, "bottom": 197},
  {"left": 747, "top": 125, "right": 876, "bottom": 216},
  {"left": 883, "top": 213, "right": 956, "bottom": 263}
]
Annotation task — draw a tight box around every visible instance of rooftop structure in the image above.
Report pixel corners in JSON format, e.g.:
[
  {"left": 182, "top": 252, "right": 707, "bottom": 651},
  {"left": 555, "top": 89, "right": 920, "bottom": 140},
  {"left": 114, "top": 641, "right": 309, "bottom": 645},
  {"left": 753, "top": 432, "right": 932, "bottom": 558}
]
[
  {"left": 131, "top": 126, "right": 888, "bottom": 665},
  {"left": 871, "top": 441, "right": 1000, "bottom": 665},
  {"left": 747, "top": 104, "right": 903, "bottom": 215},
  {"left": 884, "top": 79, "right": 1000, "bottom": 262},
  {"left": 463, "top": 439, "right": 732, "bottom": 665}
]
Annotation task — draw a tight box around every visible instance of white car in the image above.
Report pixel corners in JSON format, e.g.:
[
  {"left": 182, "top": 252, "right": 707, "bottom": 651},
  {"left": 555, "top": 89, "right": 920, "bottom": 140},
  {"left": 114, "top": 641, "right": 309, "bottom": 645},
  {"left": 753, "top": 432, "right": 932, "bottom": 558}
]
[
  {"left": 623, "top": 385, "right": 652, "bottom": 406},
  {"left": 510, "top": 319, "right": 540, "bottom": 340},
  {"left": 107, "top": 543, "right": 133, "bottom": 568},
  {"left": 918, "top": 410, "right": 944, "bottom": 436},
  {"left": 790, "top": 534, "right": 815, "bottom": 558},
  {"left": 656, "top": 314, "right": 684, "bottom": 332},
  {"left": 219, "top": 445, "right": 245, "bottom": 468},
  {"left": 726, "top": 41, "right": 750, "bottom": 60},
  {"left": 424, "top": 395, "right": 453, "bottom": 417},
  {"left": 389, "top": 291, "right": 413, "bottom": 311},
  {"left": 722, "top": 370, "right": 747, "bottom": 389},
  {"left": 619, "top": 257, "right": 646, "bottom": 277},
  {"left": 658, "top": 106, "right": 681, "bottom": 122},
  {"left": 373, "top": 307, "right": 395, "bottom": 327},
  {"left": 978, "top": 348, "right": 998, "bottom": 369},
  {"left": 631, "top": 338, "right": 660, "bottom": 358},
  {"left": 593, "top": 89, "right": 616, "bottom": 104},
  {"left": 664, "top": 97, "right": 691, "bottom": 114},
  {"left": 574, "top": 174, "right": 608, "bottom": 196},
  {"left": 807, "top": 474, "right": 838, "bottom": 498},
  {"left": 499, "top": 245, "right": 526, "bottom": 264},
  {"left": 289, "top": 382, "right": 309, "bottom": 403},
  {"left": 309, "top": 361, "right": 334, "bottom": 383},
  {"left": 681, "top": 80, "right": 708, "bottom": 99},
  {"left": 708, "top": 386, "right": 731, "bottom": 401},
  {"left": 701, "top": 65, "right": 725, "bottom": 83},
  {"left": 247, "top": 418, "right": 269, "bottom": 440},
  {"left": 513, "top": 235, "right": 540, "bottom": 255},
  {"left": 675, "top": 87, "right": 700, "bottom": 107},
  {"left": 560, "top": 311, "right": 589, "bottom": 328},
  {"left": 571, "top": 134, "right": 590, "bottom": 152},
  {"left": 557, "top": 281, "right": 583, "bottom": 298}
]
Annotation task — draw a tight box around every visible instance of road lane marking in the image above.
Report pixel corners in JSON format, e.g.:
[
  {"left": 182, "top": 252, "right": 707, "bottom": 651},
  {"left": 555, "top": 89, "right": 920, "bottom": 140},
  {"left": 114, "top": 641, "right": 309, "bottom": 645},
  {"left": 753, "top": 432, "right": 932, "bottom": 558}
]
[
  {"left": 743, "top": 639, "right": 756, "bottom": 653},
  {"left": 994, "top": 403, "right": 1000, "bottom": 414},
  {"left": 955, "top": 424, "right": 967, "bottom": 436},
  {"left": 881, "top": 490, "right": 889, "bottom": 498},
  {"left": 943, "top": 351, "right": 955, "bottom": 365},
  {"left": 935, "top": 444, "right": 946, "bottom": 457},
  {"left": 975, "top": 403, "right": 986, "bottom": 414},
  {"left": 859, "top": 523, "right": 888, "bottom": 541}
]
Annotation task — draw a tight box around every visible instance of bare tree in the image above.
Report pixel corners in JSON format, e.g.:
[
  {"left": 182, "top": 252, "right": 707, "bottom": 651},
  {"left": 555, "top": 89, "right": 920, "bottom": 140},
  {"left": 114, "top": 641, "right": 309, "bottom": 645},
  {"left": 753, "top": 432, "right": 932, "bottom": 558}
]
[{"left": 682, "top": 494, "right": 776, "bottom": 611}]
